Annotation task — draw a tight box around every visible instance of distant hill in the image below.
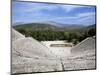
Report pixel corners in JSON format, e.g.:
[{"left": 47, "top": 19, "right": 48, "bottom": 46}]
[
  {"left": 13, "top": 22, "right": 96, "bottom": 32},
  {"left": 13, "top": 23, "right": 62, "bottom": 31},
  {"left": 86, "top": 24, "right": 96, "bottom": 29},
  {"left": 80, "top": 24, "right": 96, "bottom": 31},
  {"left": 13, "top": 23, "right": 96, "bottom": 41}
]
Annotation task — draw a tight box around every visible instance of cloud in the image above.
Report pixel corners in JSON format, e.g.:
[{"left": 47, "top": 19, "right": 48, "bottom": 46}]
[
  {"left": 12, "top": 1, "right": 59, "bottom": 13},
  {"left": 78, "top": 12, "right": 95, "bottom": 18},
  {"left": 47, "top": 11, "right": 96, "bottom": 25},
  {"left": 49, "top": 11, "right": 95, "bottom": 20},
  {"left": 60, "top": 5, "right": 85, "bottom": 12},
  {"left": 12, "top": 1, "right": 96, "bottom": 25},
  {"left": 77, "top": 12, "right": 95, "bottom": 24},
  {"left": 78, "top": 12, "right": 95, "bottom": 25}
]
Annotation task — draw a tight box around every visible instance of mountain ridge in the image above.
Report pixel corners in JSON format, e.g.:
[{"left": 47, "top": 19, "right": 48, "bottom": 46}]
[{"left": 13, "top": 22, "right": 96, "bottom": 31}]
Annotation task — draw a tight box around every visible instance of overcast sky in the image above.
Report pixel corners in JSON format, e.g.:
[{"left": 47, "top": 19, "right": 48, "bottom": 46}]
[{"left": 12, "top": 1, "right": 96, "bottom": 26}]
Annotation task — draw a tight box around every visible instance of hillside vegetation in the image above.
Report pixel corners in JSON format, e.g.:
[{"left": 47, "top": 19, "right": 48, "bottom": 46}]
[{"left": 13, "top": 23, "right": 96, "bottom": 44}]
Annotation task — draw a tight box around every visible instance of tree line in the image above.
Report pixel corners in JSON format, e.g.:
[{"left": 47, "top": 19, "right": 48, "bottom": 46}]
[{"left": 16, "top": 28, "right": 96, "bottom": 45}]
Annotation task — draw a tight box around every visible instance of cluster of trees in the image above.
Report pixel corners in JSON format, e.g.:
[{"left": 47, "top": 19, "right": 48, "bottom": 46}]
[{"left": 16, "top": 28, "right": 96, "bottom": 45}]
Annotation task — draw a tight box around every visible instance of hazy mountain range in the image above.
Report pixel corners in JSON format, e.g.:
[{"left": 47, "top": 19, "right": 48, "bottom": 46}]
[{"left": 13, "top": 22, "right": 96, "bottom": 31}]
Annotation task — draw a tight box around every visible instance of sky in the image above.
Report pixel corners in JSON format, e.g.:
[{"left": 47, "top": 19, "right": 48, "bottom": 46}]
[{"left": 12, "top": 1, "right": 96, "bottom": 26}]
